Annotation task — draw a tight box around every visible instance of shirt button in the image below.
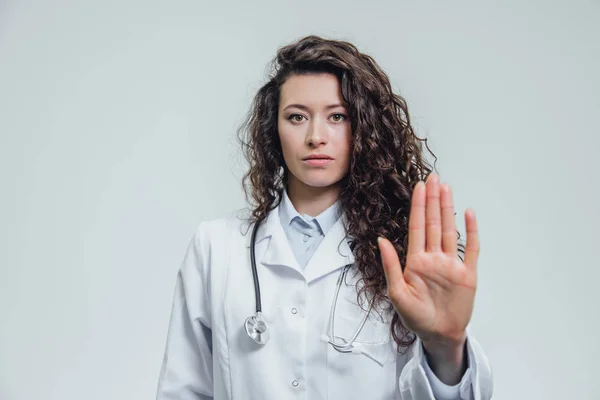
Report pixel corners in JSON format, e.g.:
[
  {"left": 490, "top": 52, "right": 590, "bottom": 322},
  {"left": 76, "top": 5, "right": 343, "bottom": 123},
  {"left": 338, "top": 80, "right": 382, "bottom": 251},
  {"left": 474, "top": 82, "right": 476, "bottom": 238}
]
[
  {"left": 303, "top": 234, "right": 309, "bottom": 242},
  {"left": 292, "top": 380, "right": 299, "bottom": 387},
  {"left": 291, "top": 308, "right": 297, "bottom": 314}
]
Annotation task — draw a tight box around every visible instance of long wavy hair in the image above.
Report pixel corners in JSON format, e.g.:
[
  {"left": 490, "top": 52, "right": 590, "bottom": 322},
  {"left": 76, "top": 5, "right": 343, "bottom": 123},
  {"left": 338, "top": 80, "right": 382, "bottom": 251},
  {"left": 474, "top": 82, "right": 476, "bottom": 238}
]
[{"left": 236, "top": 35, "right": 465, "bottom": 353}]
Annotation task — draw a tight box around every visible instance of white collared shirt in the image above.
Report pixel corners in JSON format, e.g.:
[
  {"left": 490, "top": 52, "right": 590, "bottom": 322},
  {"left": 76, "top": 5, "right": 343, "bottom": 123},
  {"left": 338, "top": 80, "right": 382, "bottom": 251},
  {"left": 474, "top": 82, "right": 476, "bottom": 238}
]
[{"left": 278, "top": 187, "right": 342, "bottom": 269}]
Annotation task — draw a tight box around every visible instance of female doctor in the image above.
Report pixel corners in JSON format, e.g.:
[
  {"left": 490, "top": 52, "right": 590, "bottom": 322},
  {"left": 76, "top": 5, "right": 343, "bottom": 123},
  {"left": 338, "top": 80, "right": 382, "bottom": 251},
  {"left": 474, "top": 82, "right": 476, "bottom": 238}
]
[{"left": 156, "top": 35, "right": 493, "bottom": 400}]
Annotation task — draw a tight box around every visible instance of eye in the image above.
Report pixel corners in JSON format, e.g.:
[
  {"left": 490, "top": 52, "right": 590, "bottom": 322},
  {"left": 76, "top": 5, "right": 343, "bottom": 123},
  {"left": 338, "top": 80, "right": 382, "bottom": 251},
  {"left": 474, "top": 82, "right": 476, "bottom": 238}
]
[
  {"left": 331, "top": 113, "right": 347, "bottom": 122},
  {"left": 288, "top": 114, "right": 305, "bottom": 123}
]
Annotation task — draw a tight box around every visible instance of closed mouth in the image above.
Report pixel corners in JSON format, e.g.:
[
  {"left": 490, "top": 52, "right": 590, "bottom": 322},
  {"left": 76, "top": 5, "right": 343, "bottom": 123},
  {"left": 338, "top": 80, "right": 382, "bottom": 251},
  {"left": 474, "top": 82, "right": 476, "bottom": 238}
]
[{"left": 303, "top": 155, "right": 333, "bottom": 160}]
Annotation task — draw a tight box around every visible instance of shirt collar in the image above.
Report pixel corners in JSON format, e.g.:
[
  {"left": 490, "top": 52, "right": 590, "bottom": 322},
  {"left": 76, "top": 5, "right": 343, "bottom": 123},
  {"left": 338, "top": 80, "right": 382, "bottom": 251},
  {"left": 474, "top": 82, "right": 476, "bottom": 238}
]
[{"left": 279, "top": 187, "right": 342, "bottom": 236}]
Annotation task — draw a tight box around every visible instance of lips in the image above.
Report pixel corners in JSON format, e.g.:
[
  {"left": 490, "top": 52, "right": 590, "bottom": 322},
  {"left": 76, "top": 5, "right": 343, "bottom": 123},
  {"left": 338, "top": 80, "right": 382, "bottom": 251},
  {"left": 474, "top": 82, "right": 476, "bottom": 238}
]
[
  {"left": 303, "top": 154, "right": 333, "bottom": 160},
  {"left": 303, "top": 156, "right": 334, "bottom": 167}
]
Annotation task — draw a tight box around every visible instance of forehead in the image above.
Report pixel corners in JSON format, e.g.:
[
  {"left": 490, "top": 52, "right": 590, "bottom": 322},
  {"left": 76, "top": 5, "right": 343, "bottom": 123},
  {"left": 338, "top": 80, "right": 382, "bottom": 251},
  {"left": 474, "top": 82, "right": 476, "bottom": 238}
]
[{"left": 279, "top": 73, "right": 344, "bottom": 107}]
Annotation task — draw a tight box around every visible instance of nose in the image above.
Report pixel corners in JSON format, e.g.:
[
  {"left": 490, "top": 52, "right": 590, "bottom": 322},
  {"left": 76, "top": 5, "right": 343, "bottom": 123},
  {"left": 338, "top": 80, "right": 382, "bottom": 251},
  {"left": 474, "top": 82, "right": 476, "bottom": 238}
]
[{"left": 305, "top": 117, "right": 329, "bottom": 147}]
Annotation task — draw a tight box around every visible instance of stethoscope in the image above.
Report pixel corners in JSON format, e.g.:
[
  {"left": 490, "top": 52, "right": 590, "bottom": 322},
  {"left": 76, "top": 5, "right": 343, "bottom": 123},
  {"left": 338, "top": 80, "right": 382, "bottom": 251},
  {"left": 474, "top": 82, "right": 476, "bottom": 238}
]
[{"left": 244, "top": 218, "right": 373, "bottom": 353}]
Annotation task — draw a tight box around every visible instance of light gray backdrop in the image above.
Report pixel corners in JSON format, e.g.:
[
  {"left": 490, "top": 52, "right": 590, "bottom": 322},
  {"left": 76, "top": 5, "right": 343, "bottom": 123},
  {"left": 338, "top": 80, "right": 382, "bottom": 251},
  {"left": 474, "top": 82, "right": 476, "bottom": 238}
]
[{"left": 1, "top": 0, "right": 599, "bottom": 399}]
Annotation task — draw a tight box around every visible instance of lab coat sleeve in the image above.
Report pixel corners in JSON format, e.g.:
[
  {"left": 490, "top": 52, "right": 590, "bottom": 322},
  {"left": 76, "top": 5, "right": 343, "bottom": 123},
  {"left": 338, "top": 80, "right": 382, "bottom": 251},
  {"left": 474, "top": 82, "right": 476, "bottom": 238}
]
[
  {"left": 397, "top": 331, "right": 493, "bottom": 400},
  {"left": 157, "top": 222, "right": 214, "bottom": 400}
]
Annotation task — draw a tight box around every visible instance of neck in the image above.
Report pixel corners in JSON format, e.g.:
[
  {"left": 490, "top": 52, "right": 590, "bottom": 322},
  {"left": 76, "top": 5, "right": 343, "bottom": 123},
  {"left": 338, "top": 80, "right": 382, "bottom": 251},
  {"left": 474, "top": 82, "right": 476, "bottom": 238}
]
[{"left": 286, "top": 179, "right": 341, "bottom": 217}]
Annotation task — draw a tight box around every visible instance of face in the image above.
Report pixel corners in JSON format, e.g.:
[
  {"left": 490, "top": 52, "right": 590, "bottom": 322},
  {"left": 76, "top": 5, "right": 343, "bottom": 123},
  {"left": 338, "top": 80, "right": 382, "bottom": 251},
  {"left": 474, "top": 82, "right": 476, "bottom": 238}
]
[{"left": 277, "top": 73, "right": 352, "bottom": 195}]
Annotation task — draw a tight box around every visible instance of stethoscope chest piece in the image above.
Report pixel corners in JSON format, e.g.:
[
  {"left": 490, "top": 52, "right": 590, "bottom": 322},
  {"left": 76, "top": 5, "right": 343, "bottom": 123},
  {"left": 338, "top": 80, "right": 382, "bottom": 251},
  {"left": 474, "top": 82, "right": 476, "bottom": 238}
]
[{"left": 245, "top": 311, "right": 269, "bottom": 345}]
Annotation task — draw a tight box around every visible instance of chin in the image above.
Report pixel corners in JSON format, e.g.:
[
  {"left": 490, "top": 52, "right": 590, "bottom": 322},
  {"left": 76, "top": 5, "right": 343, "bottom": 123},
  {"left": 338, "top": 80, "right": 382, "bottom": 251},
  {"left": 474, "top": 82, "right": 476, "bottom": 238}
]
[{"left": 298, "top": 176, "right": 343, "bottom": 189}]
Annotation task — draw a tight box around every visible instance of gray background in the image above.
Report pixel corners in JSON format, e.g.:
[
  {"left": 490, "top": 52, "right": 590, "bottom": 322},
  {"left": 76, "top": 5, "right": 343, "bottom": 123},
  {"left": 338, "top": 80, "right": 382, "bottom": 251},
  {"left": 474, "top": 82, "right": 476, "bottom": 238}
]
[{"left": 1, "top": 0, "right": 599, "bottom": 399}]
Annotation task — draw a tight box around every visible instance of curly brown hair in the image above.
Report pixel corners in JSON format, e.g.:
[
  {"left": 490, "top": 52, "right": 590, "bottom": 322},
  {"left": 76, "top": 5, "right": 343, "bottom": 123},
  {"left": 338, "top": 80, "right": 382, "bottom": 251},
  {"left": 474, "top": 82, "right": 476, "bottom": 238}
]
[{"left": 236, "top": 34, "right": 466, "bottom": 353}]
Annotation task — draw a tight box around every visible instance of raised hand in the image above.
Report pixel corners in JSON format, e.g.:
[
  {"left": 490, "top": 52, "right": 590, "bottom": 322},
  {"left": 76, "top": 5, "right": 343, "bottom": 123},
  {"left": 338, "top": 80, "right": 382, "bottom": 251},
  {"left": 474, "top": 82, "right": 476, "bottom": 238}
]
[{"left": 378, "top": 173, "right": 479, "bottom": 346}]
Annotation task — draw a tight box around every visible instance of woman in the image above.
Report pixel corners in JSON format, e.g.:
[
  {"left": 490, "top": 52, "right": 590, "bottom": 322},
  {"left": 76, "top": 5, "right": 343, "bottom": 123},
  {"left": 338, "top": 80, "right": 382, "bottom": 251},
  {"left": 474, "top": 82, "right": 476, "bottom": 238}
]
[{"left": 156, "top": 35, "right": 493, "bottom": 400}]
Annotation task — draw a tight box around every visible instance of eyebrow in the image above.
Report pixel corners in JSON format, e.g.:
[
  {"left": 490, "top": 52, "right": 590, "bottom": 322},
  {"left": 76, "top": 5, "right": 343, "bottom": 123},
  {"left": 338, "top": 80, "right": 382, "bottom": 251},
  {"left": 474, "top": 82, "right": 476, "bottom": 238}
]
[{"left": 282, "top": 103, "right": 346, "bottom": 112}]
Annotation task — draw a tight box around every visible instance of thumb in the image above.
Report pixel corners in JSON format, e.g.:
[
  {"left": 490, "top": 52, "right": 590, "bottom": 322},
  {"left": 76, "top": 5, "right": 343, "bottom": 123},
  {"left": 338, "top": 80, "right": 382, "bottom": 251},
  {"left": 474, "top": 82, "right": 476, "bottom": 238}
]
[{"left": 377, "top": 237, "right": 407, "bottom": 302}]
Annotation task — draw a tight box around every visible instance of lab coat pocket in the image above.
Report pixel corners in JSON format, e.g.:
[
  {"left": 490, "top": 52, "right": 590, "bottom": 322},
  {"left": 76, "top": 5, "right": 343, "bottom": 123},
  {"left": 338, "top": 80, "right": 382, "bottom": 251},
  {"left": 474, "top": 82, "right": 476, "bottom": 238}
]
[
  {"left": 325, "top": 313, "right": 397, "bottom": 399},
  {"left": 329, "top": 312, "right": 393, "bottom": 366}
]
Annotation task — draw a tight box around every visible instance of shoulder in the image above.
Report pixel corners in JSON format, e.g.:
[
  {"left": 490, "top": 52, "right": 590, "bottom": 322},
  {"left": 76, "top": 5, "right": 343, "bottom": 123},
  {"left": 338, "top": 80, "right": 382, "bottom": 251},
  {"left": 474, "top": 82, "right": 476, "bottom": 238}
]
[
  {"left": 179, "top": 208, "right": 253, "bottom": 281},
  {"left": 191, "top": 207, "right": 253, "bottom": 248}
]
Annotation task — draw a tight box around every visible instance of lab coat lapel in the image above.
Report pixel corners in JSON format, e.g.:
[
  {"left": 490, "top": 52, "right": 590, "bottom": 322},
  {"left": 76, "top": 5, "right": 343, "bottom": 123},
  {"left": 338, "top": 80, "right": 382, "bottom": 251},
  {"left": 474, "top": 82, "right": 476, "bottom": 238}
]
[
  {"left": 303, "top": 213, "right": 355, "bottom": 284},
  {"left": 243, "top": 203, "right": 356, "bottom": 280},
  {"left": 244, "top": 202, "right": 302, "bottom": 274}
]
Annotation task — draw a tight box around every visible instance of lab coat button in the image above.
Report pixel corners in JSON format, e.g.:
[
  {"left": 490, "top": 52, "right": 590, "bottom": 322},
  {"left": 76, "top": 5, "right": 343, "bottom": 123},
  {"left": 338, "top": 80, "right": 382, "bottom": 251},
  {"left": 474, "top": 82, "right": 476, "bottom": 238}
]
[
  {"left": 303, "top": 234, "right": 309, "bottom": 242},
  {"left": 292, "top": 380, "right": 299, "bottom": 387},
  {"left": 291, "top": 308, "right": 297, "bottom": 314}
]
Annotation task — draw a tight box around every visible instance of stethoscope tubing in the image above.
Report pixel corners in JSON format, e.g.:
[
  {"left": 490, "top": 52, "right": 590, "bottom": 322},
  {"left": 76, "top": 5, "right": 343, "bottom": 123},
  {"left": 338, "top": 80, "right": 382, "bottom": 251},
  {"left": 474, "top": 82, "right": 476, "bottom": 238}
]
[
  {"left": 246, "top": 216, "right": 373, "bottom": 352},
  {"left": 250, "top": 218, "right": 263, "bottom": 313}
]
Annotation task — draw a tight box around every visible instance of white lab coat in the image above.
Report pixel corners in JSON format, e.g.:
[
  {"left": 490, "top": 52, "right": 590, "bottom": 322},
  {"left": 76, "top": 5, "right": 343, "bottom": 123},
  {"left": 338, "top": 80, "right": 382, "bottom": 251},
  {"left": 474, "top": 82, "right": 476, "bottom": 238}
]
[{"left": 156, "top": 204, "right": 493, "bottom": 400}]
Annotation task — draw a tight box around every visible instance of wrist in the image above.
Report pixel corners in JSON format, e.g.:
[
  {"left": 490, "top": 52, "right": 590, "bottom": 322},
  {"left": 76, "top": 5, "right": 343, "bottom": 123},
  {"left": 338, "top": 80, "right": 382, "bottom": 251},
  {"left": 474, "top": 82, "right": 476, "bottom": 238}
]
[
  {"left": 422, "top": 337, "right": 466, "bottom": 366},
  {"left": 421, "top": 333, "right": 468, "bottom": 385}
]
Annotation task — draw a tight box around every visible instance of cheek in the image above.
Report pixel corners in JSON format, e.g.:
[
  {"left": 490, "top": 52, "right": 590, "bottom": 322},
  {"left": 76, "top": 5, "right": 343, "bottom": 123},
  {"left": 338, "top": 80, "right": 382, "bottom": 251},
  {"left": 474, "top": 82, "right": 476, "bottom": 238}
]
[
  {"left": 337, "top": 129, "right": 352, "bottom": 160},
  {"left": 278, "top": 130, "right": 299, "bottom": 159}
]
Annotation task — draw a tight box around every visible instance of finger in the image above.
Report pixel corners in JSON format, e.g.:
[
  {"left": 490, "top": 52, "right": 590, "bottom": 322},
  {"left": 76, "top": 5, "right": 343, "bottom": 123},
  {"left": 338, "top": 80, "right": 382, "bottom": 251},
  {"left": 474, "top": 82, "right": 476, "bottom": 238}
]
[
  {"left": 408, "top": 181, "right": 426, "bottom": 254},
  {"left": 426, "top": 173, "right": 442, "bottom": 252},
  {"left": 440, "top": 183, "right": 458, "bottom": 255},
  {"left": 378, "top": 237, "right": 407, "bottom": 300},
  {"left": 464, "top": 208, "right": 480, "bottom": 271}
]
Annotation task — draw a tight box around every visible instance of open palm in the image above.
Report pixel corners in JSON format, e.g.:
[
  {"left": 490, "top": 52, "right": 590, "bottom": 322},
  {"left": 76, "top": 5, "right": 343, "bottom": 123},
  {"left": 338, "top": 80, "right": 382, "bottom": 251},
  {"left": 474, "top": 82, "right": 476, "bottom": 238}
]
[{"left": 378, "top": 173, "right": 479, "bottom": 344}]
